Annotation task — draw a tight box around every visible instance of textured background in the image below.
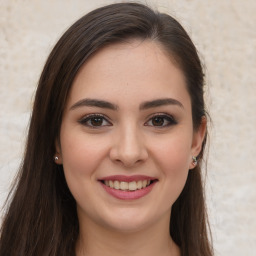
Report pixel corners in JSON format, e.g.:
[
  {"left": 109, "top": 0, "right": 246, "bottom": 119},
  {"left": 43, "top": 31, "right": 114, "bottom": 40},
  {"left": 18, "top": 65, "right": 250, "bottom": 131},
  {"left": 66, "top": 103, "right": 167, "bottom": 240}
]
[{"left": 0, "top": 0, "right": 255, "bottom": 255}]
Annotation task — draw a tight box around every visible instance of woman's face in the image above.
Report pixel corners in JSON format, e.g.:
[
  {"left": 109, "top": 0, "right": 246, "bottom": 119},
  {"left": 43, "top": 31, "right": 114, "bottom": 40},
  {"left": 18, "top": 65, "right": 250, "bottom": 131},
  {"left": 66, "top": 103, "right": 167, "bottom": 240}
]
[{"left": 57, "top": 40, "right": 205, "bottom": 233}]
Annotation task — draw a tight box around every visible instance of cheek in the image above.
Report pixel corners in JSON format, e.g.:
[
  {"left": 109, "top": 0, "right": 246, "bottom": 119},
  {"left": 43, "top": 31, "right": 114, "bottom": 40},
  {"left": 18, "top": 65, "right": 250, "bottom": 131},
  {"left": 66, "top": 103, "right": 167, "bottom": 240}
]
[
  {"left": 161, "top": 143, "right": 190, "bottom": 186},
  {"left": 150, "top": 134, "right": 192, "bottom": 201},
  {"left": 59, "top": 135, "right": 108, "bottom": 208},
  {"left": 60, "top": 133, "right": 108, "bottom": 179},
  {"left": 151, "top": 134, "right": 192, "bottom": 172}
]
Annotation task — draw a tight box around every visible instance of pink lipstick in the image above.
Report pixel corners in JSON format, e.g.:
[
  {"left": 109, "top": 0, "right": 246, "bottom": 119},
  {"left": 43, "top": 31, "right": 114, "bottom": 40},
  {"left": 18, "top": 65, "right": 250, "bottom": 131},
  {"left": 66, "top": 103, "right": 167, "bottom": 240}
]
[{"left": 98, "top": 175, "right": 158, "bottom": 200}]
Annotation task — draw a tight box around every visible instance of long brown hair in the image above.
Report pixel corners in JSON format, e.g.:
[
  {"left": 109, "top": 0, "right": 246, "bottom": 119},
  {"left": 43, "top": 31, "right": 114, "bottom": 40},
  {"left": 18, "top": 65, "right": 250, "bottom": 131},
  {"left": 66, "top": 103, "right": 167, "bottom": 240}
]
[{"left": 0, "top": 3, "right": 213, "bottom": 256}]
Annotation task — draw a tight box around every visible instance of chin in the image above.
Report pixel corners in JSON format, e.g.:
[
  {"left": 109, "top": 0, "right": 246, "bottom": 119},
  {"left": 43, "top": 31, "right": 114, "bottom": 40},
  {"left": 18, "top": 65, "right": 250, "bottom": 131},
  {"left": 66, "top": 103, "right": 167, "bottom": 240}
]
[
  {"left": 99, "top": 208, "right": 167, "bottom": 234},
  {"left": 105, "top": 218, "right": 152, "bottom": 234}
]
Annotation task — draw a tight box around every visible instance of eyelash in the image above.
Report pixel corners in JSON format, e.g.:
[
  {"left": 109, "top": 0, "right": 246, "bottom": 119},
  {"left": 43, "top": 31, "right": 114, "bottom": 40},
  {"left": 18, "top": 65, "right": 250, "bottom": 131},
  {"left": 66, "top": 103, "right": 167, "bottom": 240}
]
[
  {"left": 78, "top": 113, "right": 177, "bottom": 128},
  {"left": 78, "top": 114, "right": 112, "bottom": 128},
  {"left": 144, "top": 113, "right": 177, "bottom": 127}
]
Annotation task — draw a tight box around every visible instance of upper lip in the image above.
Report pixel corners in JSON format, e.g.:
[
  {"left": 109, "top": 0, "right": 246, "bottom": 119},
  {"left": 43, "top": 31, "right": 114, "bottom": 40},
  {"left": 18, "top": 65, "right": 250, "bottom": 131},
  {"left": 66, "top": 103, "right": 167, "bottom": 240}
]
[{"left": 98, "top": 175, "right": 157, "bottom": 182}]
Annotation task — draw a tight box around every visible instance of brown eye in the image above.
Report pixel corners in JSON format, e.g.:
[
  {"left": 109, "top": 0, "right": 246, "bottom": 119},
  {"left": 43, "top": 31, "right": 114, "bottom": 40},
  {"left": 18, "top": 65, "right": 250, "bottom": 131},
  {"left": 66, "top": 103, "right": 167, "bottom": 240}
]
[
  {"left": 152, "top": 116, "right": 164, "bottom": 126},
  {"left": 145, "top": 114, "right": 177, "bottom": 127},
  {"left": 90, "top": 117, "right": 104, "bottom": 126},
  {"left": 79, "top": 114, "right": 111, "bottom": 128}
]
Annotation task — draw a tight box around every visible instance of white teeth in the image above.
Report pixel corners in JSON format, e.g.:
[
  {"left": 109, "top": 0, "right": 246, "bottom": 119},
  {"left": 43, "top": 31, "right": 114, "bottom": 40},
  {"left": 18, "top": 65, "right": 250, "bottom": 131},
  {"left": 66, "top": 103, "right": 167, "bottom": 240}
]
[
  {"left": 104, "top": 180, "right": 152, "bottom": 191},
  {"left": 109, "top": 180, "right": 114, "bottom": 188},
  {"left": 128, "top": 181, "right": 137, "bottom": 191},
  {"left": 120, "top": 181, "right": 128, "bottom": 190},
  {"left": 137, "top": 180, "right": 142, "bottom": 189},
  {"left": 113, "top": 180, "right": 120, "bottom": 189}
]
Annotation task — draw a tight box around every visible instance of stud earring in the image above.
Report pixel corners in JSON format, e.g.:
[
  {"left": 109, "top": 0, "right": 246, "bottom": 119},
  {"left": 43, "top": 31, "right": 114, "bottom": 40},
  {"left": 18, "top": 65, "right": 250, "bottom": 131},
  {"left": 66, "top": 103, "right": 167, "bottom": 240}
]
[
  {"left": 192, "top": 156, "right": 197, "bottom": 166},
  {"left": 54, "top": 156, "right": 59, "bottom": 162}
]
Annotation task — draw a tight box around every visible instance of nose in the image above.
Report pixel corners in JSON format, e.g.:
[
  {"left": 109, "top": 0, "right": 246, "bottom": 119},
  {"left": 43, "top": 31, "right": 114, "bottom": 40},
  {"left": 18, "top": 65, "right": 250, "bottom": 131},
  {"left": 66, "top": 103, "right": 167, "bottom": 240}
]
[{"left": 109, "top": 124, "right": 148, "bottom": 167}]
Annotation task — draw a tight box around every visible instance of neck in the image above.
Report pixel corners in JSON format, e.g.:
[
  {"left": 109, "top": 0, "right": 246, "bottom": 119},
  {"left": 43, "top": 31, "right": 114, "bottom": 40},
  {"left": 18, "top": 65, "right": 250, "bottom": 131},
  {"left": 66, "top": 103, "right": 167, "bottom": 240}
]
[{"left": 76, "top": 213, "right": 180, "bottom": 256}]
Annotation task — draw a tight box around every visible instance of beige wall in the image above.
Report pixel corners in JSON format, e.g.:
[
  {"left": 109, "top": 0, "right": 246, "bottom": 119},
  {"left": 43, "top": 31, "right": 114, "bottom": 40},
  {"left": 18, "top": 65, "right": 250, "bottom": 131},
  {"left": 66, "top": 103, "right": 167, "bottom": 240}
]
[{"left": 0, "top": 0, "right": 255, "bottom": 255}]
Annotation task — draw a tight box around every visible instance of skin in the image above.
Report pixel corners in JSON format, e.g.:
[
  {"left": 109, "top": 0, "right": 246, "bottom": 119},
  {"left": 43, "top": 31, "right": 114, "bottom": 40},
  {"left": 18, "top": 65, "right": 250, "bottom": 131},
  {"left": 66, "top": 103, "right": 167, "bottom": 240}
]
[{"left": 56, "top": 40, "right": 206, "bottom": 256}]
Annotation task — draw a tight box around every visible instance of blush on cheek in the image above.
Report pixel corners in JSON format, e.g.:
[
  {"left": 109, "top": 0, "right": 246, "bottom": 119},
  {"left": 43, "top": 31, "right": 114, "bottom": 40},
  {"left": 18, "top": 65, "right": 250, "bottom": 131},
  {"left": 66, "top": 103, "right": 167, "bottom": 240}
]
[
  {"left": 158, "top": 146, "right": 190, "bottom": 193},
  {"left": 159, "top": 145, "right": 191, "bottom": 170},
  {"left": 62, "top": 136, "right": 103, "bottom": 168}
]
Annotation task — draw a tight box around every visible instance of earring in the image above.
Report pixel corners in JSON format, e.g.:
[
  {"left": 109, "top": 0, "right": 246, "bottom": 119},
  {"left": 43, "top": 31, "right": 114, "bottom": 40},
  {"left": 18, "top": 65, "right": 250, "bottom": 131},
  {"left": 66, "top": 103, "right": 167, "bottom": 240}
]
[
  {"left": 54, "top": 156, "right": 59, "bottom": 162},
  {"left": 192, "top": 156, "right": 197, "bottom": 166}
]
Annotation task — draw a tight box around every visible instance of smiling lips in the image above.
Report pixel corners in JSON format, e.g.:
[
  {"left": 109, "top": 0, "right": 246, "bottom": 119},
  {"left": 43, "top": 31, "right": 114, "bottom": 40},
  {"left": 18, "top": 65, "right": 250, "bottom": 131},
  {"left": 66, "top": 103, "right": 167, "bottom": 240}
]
[
  {"left": 99, "top": 175, "right": 157, "bottom": 200},
  {"left": 104, "top": 179, "right": 151, "bottom": 191}
]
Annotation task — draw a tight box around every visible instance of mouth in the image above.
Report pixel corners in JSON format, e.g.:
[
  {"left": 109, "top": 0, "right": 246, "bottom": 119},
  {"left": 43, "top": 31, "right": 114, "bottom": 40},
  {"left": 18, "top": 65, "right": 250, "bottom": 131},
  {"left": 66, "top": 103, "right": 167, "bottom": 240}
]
[
  {"left": 98, "top": 175, "right": 158, "bottom": 200},
  {"left": 102, "top": 179, "right": 156, "bottom": 191}
]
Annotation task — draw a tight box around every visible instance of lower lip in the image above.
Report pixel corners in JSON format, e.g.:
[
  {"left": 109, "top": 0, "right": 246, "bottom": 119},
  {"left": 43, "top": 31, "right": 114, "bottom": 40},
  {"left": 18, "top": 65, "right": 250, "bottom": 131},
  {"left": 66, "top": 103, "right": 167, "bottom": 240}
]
[{"left": 100, "top": 182, "right": 156, "bottom": 200}]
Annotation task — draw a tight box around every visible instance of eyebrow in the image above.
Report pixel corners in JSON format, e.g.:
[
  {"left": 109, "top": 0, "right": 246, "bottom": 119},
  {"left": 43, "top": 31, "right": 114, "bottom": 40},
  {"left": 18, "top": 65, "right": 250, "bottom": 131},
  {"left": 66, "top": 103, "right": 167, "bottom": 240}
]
[
  {"left": 70, "top": 98, "right": 183, "bottom": 111},
  {"left": 70, "top": 98, "right": 118, "bottom": 110},
  {"left": 139, "top": 98, "right": 184, "bottom": 110}
]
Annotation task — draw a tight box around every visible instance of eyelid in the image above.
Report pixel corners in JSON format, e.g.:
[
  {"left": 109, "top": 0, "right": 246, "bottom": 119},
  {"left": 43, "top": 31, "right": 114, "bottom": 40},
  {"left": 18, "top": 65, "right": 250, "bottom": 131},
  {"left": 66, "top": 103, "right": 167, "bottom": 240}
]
[
  {"left": 144, "top": 112, "right": 177, "bottom": 127},
  {"left": 78, "top": 113, "right": 112, "bottom": 127}
]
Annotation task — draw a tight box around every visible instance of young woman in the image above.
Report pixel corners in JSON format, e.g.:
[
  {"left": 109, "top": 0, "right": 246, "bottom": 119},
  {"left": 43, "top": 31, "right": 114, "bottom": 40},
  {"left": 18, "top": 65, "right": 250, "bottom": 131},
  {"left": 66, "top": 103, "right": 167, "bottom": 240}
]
[{"left": 0, "top": 3, "right": 213, "bottom": 256}]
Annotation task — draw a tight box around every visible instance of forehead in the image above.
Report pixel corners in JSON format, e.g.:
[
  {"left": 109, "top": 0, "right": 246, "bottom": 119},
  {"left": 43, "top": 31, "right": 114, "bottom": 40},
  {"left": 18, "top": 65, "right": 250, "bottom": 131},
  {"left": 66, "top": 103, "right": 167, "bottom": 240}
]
[{"left": 67, "top": 40, "right": 190, "bottom": 109}]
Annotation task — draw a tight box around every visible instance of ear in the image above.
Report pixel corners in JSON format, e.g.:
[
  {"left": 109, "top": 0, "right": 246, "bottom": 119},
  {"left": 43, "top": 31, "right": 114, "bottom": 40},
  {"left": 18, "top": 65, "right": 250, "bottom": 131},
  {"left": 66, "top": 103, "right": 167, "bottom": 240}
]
[
  {"left": 54, "top": 138, "right": 63, "bottom": 165},
  {"left": 190, "top": 116, "right": 207, "bottom": 168}
]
